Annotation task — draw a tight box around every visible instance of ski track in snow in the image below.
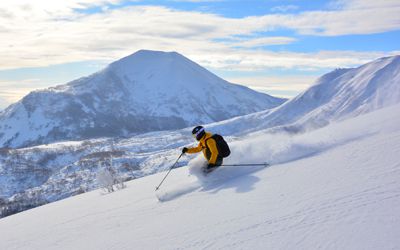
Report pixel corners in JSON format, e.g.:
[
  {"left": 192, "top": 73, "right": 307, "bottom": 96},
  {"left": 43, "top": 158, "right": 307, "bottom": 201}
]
[{"left": 156, "top": 164, "right": 269, "bottom": 202}]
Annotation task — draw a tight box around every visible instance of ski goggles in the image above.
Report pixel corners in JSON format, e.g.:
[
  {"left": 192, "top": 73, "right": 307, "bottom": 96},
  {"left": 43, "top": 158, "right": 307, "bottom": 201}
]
[{"left": 192, "top": 127, "right": 205, "bottom": 139}]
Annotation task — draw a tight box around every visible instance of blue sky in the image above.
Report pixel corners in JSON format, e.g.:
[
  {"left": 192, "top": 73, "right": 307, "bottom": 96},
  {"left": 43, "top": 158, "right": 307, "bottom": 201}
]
[{"left": 0, "top": 0, "right": 399, "bottom": 108}]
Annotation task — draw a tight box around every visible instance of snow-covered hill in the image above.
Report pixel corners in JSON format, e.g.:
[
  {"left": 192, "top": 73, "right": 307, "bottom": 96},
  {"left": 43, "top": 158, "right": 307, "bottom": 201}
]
[
  {"left": 1, "top": 55, "right": 399, "bottom": 218},
  {"left": 208, "top": 55, "right": 400, "bottom": 135},
  {"left": 0, "top": 50, "right": 285, "bottom": 148},
  {"left": 0, "top": 103, "right": 399, "bottom": 250}
]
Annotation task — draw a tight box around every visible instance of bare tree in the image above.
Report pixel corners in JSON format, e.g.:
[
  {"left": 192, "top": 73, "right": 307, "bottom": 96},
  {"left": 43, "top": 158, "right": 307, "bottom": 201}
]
[
  {"left": 96, "top": 140, "right": 126, "bottom": 193},
  {"left": 96, "top": 167, "right": 116, "bottom": 193}
]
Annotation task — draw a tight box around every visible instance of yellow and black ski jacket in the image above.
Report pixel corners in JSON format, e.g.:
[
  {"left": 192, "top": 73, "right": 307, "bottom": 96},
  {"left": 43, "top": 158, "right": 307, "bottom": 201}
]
[{"left": 186, "top": 132, "right": 219, "bottom": 164}]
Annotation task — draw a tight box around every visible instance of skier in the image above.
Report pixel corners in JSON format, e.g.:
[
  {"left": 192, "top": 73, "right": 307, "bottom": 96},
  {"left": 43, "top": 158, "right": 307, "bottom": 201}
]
[{"left": 182, "top": 126, "right": 225, "bottom": 172}]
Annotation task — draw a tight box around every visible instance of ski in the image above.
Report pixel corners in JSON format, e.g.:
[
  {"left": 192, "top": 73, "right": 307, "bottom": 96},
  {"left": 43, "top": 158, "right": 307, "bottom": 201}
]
[{"left": 202, "top": 166, "right": 220, "bottom": 175}]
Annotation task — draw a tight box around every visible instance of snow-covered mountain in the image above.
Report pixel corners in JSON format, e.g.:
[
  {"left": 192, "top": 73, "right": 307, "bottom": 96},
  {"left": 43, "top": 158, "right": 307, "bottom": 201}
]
[
  {"left": 0, "top": 50, "right": 285, "bottom": 148},
  {"left": 1, "top": 55, "right": 399, "bottom": 219},
  {"left": 209, "top": 55, "right": 400, "bottom": 135},
  {"left": 1, "top": 103, "right": 399, "bottom": 249}
]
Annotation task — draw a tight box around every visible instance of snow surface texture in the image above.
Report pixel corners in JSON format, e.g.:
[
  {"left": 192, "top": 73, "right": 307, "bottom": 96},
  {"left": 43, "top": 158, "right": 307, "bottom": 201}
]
[
  {"left": 0, "top": 103, "right": 399, "bottom": 250},
  {"left": 1, "top": 55, "right": 400, "bottom": 218},
  {"left": 0, "top": 50, "right": 285, "bottom": 148}
]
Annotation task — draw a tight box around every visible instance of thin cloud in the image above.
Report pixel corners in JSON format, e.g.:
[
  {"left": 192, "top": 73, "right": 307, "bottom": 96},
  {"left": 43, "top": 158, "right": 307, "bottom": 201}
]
[
  {"left": 194, "top": 50, "right": 388, "bottom": 72},
  {"left": 270, "top": 5, "right": 299, "bottom": 13},
  {"left": 225, "top": 75, "right": 318, "bottom": 99},
  {"left": 227, "top": 75, "right": 316, "bottom": 91},
  {"left": 0, "top": 82, "right": 40, "bottom": 104},
  {"left": 265, "top": 0, "right": 400, "bottom": 36},
  {"left": 227, "top": 37, "right": 297, "bottom": 48}
]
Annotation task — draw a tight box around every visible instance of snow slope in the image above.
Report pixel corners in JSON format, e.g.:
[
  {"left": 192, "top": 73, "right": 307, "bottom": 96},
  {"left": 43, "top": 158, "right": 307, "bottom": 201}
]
[
  {"left": 0, "top": 50, "right": 285, "bottom": 148},
  {"left": 208, "top": 55, "right": 400, "bottom": 135},
  {"left": 0, "top": 103, "right": 399, "bottom": 250}
]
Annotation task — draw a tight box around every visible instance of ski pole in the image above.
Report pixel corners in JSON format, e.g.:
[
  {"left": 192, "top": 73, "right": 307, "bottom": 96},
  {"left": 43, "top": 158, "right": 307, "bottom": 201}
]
[{"left": 155, "top": 152, "right": 184, "bottom": 191}]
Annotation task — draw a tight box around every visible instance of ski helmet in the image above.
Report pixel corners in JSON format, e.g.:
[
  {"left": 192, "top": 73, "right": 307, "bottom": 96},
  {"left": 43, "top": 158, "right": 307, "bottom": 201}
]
[{"left": 192, "top": 126, "right": 205, "bottom": 141}]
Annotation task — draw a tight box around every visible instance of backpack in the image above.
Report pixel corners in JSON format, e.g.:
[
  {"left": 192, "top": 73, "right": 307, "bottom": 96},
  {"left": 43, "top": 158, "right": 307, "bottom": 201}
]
[{"left": 208, "top": 134, "right": 231, "bottom": 158}]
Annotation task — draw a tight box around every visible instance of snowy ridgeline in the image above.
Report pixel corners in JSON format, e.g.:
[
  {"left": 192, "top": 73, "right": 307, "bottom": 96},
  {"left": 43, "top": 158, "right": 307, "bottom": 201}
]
[
  {"left": 0, "top": 103, "right": 399, "bottom": 249},
  {"left": 208, "top": 55, "right": 400, "bottom": 135},
  {"left": 0, "top": 50, "right": 284, "bottom": 149},
  {"left": 1, "top": 54, "right": 400, "bottom": 218}
]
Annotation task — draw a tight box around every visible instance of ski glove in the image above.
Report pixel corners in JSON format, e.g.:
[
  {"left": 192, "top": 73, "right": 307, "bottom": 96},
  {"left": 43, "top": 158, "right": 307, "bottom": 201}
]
[{"left": 182, "top": 147, "right": 188, "bottom": 154}]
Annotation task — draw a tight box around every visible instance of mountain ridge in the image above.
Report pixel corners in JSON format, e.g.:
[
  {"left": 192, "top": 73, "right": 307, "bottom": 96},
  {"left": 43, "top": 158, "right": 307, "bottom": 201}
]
[
  {"left": 207, "top": 55, "right": 400, "bottom": 135},
  {"left": 0, "top": 50, "right": 285, "bottom": 148}
]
